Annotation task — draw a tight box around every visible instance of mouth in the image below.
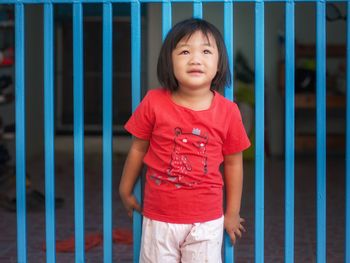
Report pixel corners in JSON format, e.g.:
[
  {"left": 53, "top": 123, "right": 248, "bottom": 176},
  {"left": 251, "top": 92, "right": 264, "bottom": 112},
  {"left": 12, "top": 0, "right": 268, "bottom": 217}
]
[{"left": 187, "top": 70, "right": 204, "bottom": 74}]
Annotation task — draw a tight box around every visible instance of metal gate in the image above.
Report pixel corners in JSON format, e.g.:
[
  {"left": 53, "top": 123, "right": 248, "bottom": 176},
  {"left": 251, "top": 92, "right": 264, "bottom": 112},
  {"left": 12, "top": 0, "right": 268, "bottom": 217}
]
[{"left": 0, "top": 0, "right": 349, "bottom": 262}]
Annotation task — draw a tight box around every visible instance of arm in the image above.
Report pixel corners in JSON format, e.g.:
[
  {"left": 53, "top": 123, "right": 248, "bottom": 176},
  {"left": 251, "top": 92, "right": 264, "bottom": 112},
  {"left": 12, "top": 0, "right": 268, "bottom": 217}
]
[
  {"left": 119, "top": 137, "right": 150, "bottom": 217},
  {"left": 223, "top": 152, "right": 246, "bottom": 245}
]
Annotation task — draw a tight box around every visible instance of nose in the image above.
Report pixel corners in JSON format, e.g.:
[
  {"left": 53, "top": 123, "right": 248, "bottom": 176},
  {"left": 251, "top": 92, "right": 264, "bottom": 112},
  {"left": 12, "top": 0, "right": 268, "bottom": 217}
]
[{"left": 189, "top": 52, "right": 202, "bottom": 65}]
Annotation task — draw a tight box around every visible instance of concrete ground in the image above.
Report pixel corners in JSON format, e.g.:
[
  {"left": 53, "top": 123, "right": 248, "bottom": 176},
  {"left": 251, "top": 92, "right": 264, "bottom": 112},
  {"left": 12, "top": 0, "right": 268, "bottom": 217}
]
[{"left": 0, "top": 136, "right": 346, "bottom": 262}]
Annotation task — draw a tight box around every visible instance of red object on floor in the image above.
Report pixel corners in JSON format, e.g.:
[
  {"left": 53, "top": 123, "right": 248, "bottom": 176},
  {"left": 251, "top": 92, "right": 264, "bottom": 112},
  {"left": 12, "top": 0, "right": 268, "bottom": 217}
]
[
  {"left": 42, "top": 228, "right": 132, "bottom": 253},
  {"left": 42, "top": 232, "right": 102, "bottom": 253},
  {"left": 0, "top": 47, "right": 14, "bottom": 66},
  {"left": 112, "top": 228, "right": 133, "bottom": 245}
]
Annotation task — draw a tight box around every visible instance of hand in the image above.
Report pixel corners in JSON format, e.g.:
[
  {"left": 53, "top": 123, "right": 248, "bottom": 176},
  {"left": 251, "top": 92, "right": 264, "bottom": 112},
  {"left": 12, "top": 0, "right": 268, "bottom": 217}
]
[
  {"left": 224, "top": 213, "right": 246, "bottom": 245},
  {"left": 120, "top": 192, "right": 142, "bottom": 218}
]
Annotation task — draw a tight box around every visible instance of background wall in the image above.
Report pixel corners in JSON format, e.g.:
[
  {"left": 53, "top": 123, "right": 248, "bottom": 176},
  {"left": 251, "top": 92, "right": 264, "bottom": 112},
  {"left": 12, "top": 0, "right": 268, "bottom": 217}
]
[
  {"left": 147, "top": 2, "right": 347, "bottom": 156},
  {"left": 26, "top": 5, "right": 44, "bottom": 161},
  {"left": 20, "top": 3, "right": 347, "bottom": 158},
  {"left": 1, "top": 5, "right": 45, "bottom": 162}
]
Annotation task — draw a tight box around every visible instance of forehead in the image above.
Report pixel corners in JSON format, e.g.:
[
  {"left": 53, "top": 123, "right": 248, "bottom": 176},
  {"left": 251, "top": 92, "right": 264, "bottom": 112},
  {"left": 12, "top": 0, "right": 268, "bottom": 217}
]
[{"left": 176, "top": 30, "right": 217, "bottom": 47}]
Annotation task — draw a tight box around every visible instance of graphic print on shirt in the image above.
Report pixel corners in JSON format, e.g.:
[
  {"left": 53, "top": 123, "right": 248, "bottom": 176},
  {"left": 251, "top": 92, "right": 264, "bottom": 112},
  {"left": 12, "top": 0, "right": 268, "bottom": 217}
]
[{"left": 164, "top": 127, "right": 209, "bottom": 187}]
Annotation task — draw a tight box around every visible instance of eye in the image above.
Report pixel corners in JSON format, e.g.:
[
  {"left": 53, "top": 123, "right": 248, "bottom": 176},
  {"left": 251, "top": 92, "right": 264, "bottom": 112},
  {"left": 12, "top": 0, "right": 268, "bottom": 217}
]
[
  {"left": 180, "top": 50, "right": 189, "bottom": 55},
  {"left": 203, "top": 49, "right": 212, "bottom": 54},
  {"left": 182, "top": 138, "right": 188, "bottom": 143}
]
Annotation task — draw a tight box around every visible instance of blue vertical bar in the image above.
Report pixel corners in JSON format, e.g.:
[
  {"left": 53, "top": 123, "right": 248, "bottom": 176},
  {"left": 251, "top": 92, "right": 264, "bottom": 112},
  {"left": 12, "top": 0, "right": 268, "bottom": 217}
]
[
  {"left": 193, "top": 1, "right": 202, "bottom": 19},
  {"left": 15, "top": 4, "right": 27, "bottom": 263},
  {"left": 131, "top": 2, "right": 142, "bottom": 263},
  {"left": 162, "top": 1, "right": 172, "bottom": 41},
  {"left": 73, "top": 3, "right": 85, "bottom": 263},
  {"left": 103, "top": 3, "right": 113, "bottom": 263},
  {"left": 346, "top": 4, "right": 350, "bottom": 262},
  {"left": 316, "top": 3, "right": 326, "bottom": 263},
  {"left": 44, "top": 3, "right": 56, "bottom": 263},
  {"left": 223, "top": 2, "right": 234, "bottom": 262},
  {"left": 224, "top": 0, "right": 234, "bottom": 101},
  {"left": 285, "top": 2, "right": 295, "bottom": 263},
  {"left": 255, "top": 2, "right": 264, "bottom": 263},
  {"left": 346, "top": 2, "right": 350, "bottom": 262}
]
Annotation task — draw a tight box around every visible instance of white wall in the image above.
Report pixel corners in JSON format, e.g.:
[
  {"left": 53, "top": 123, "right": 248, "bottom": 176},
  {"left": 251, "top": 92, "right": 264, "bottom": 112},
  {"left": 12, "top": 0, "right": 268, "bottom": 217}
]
[{"left": 147, "top": 2, "right": 347, "bottom": 156}]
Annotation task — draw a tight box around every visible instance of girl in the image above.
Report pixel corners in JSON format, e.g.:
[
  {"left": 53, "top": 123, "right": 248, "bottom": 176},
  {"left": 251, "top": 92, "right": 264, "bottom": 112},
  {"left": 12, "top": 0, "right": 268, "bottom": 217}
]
[{"left": 119, "top": 18, "right": 250, "bottom": 263}]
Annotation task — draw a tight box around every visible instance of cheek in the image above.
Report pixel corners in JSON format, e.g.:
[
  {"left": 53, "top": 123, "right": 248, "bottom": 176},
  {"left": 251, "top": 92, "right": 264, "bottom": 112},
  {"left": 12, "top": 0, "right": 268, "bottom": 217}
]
[
  {"left": 172, "top": 59, "right": 185, "bottom": 78},
  {"left": 214, "top": 56, "right": 219, "bottom": 71},
  {"left": 210, "top": 61, "right": 219, "bottom": 75},
  {"left": 207, "top": 55, "right": 219, "bottom": 71},
  {"left": 172, "top": 63, "right": 181, "bottom": 80}
]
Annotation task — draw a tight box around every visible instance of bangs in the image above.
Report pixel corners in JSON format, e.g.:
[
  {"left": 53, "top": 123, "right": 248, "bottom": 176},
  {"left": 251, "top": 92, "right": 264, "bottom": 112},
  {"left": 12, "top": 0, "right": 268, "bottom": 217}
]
[{"left": 176, "top": 30, "right": 214, "bottom": 47}]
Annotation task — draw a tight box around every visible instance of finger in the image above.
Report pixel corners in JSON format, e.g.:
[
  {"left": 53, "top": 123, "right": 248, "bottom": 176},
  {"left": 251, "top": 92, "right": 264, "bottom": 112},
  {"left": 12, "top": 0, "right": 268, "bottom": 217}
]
[
  {"left": 127, "top": 209, "right": 133, "bottom": 218},
  {"left": 129, "top": 195, "right": 141, "bottom": 211},
  {"left": 234, "top": 228, "right": 242, "bottom": 238},
  {"left": 132, "top": 201, "right": 142, "bottom": 213},
  {"left": 240, "top": 217, "right": 245, "bottom": 223},
  {"left": 239, "top": 224, "right": 246, "bottom": 232},
  {"left": 230, "top": 233, "right": 236, "bottom": 245},
  {"left": 226, "top": 229, "right": 236, "bottom": 244},
  {"left": 127, "top": 203, "right": 142, "bottom": 218}
]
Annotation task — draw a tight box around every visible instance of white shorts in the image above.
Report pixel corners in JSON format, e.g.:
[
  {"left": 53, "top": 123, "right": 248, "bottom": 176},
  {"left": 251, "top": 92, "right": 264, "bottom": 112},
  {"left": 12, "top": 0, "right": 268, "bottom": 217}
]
[{"left": 139, "top": 216, "right": 224, "bottom": 263}]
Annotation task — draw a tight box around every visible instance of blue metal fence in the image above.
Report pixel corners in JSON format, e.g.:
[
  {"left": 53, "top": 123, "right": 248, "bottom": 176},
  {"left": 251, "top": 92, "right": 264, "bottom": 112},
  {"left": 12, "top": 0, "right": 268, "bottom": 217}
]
[
  {"left": 0, "top": 0, "right": 348, "bottom": 262},
  {"left": 43, "top": 3, "right": 55, "bottom": 263},
  {"left": 284, "top": 2, "right": 295, "bottom": 263},
  {"left": 14, "top": 4, "right": 26, "bottom": 263},
  {"left": 102, "top": 3, "right": 114, "bottom": 262}
]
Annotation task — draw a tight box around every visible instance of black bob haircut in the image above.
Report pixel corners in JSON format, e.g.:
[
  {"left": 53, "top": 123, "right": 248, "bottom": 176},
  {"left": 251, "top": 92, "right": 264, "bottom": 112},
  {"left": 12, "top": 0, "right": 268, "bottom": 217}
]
[{"left": 157, "top": 18, "right": 231, "bottom": 92}]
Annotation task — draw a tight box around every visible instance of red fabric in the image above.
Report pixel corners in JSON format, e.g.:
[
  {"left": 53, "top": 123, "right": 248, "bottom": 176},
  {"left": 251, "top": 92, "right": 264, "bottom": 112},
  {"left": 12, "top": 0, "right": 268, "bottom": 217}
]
[
  {"left": 42, "top": 229, "right": 132, "bottom": 252},
  {"left": 125, "top": 88, "right": 250, "bottom": 224},
  {"left": 42, "top": 232, "right": 102, "bottom": 253},
  {"left": 0, "top": 47, "right": 14, "bottom": 66},
  {"left": 112, "top": 228, "right": 133, "bottom": 245}
]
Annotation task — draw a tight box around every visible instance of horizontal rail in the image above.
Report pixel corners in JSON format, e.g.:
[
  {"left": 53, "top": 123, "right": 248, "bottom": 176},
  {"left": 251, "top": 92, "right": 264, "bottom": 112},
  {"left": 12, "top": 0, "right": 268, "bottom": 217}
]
[{"left": 0, "top": 0, "right": 348, "bottom": 4}]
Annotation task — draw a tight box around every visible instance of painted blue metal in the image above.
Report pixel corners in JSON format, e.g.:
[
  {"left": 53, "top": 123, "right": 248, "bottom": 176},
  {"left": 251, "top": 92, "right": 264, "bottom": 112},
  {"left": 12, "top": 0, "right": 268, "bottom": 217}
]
[
  {"left": 56, "top": 3, "right": 132, "bottom": 17},
  {"left": 346, "top": 3, "right": 350, "bottom": 262},
  {"left": 346, "top": 4, "right": 350, "bottom": 262},
  {"left": 3, "top": 1, "right": 339, "bottom": 263},
  {"left": 284, "top": 2, "right": 295, "bottom": 263},
  {"left": 3, "top": 0, "right": 350, "bottom": 3},
  {"left": 103, "top": 3, "right": 113, "bottom": 263},
  {"left": 44, "top": 3, "right": 56, "bottom": 263},
  {"left": 162, "top": 1, "right": 172, "bottom": 40},
  {"left": 223, "top": 2, "right": 234, "bottom": 262},
  {"left": 15, "top": 3, "right": 27, "bottom": 263},
  {"left": 255, "top": 2, "right": 265, "bottom": 263},
  {"left": 224, "top": 1, "right": 234, "bottom": 101},
  {"left": 193, "top": 1, "right": 203, "bottom": 18},
  {"left": 73, "top": 3, "right": 85, "bottom": 263},
  {"left": 224, "top": 232, "right": 234, "bottom": 263},
  {"left": 316, "top": 3, "right": 326, "bottom": 263},
  {"left": 131, "top": 2, "right": 142, "bottom": 262}
]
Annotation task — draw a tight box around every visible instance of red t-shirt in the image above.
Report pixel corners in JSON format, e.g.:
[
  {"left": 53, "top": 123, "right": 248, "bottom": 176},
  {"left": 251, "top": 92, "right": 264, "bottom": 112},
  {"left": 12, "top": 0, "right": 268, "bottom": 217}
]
[{"left": 125, "top": 88, "right": 250, "bottom": 223}]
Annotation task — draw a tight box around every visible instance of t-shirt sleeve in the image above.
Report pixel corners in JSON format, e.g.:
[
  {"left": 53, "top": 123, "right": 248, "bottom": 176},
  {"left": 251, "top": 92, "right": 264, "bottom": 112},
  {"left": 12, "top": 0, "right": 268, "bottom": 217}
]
[
  {"left": 124, "top": 91, "right": 155, "bottom": 140},
  {"left": 222, "top": 103, "right": 251, "bottom": 155}
]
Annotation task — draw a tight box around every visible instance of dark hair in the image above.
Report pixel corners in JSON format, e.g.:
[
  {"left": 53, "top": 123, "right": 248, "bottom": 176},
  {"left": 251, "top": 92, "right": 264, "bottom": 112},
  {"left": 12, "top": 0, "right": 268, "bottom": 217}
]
[{"left": 157, "top": 18, "right": 231, "bottom": 92}]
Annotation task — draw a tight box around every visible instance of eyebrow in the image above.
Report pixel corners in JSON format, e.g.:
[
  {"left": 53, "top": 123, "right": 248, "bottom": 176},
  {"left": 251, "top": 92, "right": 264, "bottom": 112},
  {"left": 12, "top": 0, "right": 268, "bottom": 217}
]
[{"left": 176, "top": 42, "right": 213, "bottom": 48}]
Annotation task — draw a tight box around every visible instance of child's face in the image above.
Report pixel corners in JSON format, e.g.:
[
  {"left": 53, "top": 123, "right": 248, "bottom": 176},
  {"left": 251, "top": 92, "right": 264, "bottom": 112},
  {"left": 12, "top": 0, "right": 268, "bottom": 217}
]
[{"left": 172, "top": 31, "right": 219, "bottom": 92}]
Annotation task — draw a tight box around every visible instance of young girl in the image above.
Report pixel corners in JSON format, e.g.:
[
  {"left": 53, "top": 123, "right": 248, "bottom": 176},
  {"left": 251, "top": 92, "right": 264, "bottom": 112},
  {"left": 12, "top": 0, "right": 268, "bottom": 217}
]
[{"left": 119, "top": 18, "right": 250, "bottom": 262}]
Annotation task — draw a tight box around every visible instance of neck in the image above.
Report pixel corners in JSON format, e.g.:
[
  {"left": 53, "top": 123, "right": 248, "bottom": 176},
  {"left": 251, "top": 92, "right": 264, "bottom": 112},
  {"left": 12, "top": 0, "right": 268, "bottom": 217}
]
[
  {"left": 171, "top": 88, "right": 214, "bottom": 111},
  {"left": 175, "top": 87, "right": 212, "bottom": 101}
]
